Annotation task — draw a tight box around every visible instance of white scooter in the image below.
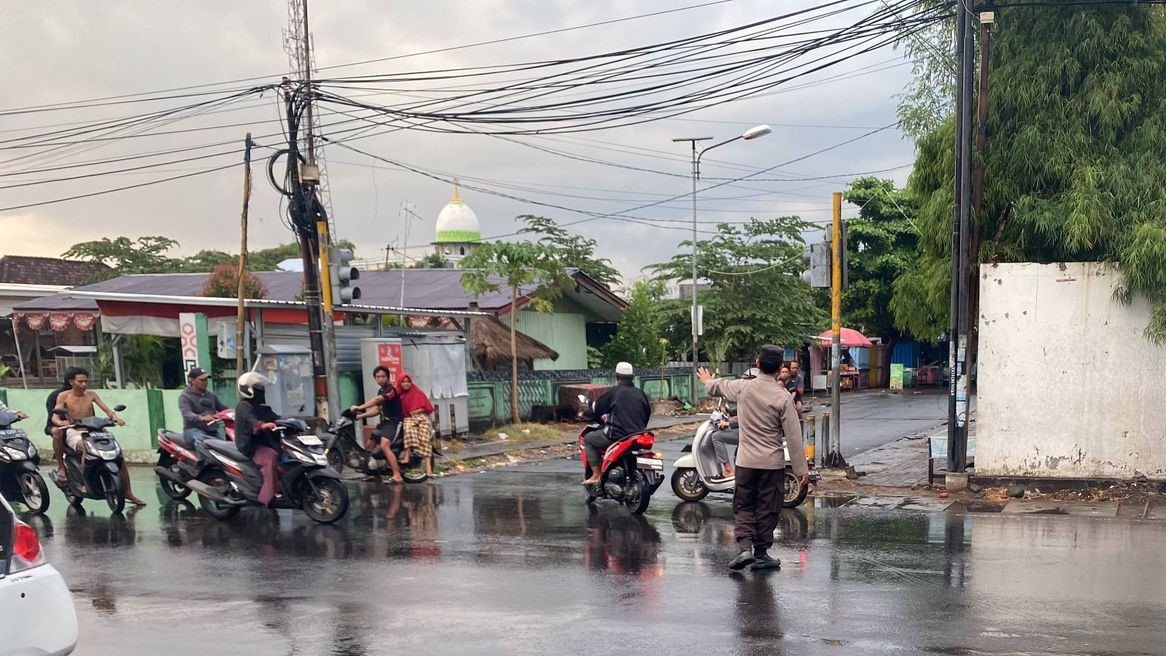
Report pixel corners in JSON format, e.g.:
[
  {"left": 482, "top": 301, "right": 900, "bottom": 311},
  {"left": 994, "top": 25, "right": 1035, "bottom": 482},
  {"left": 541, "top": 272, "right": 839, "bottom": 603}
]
[{"left": 671, "top": 399, "right": 819, "bottom": 508}]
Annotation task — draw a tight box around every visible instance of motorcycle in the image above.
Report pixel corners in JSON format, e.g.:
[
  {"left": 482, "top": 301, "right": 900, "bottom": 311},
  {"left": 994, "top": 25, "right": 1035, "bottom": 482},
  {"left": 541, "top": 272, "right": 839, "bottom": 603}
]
[
  {"left": 324, "top": 409, "right": 437, "bottom": 483},
  {"left": 0, "top": 409, "right": 50, "bottom": 514},
  {"left": 154, "top": 406, "right": 235, "bottom": 500},
  {"left": 53, "top": 404, "right": 130, "bottom": 513},
  {"left": 577, "top": 395, "right": 664, "bottom": 515},
  {"left": 185, "top": 418, "right": 350, "bottom": 524},
  {"left": 671, "top": 399, "right": 820, "bottom": 507}
]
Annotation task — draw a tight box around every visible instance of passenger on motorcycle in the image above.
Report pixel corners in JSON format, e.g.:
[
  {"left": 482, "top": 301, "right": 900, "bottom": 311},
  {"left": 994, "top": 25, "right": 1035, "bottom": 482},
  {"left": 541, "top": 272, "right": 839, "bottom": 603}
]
[
  {"left": 349, "top": 366, "right": 405, "bottom": 483},
  {"left": 52, "top": 367, "right": 146, "bottom": 507},
  {"left": 178, "top": 367, "right": 228, "bottom": 444},
  {"left": 581, "top": 362, "right": 651, "bottom": 486},
  {"left": 234, "top": 372, "right": 281, "bottom": 507},
  {"left": 710, "top": 368, "right": 757, "bottom": 479}
]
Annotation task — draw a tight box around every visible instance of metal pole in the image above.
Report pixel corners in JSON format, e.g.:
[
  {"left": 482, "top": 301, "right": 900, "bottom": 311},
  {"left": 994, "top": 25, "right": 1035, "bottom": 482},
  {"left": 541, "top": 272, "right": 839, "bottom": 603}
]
[
  {"left": 828, "top": 192, "right": 845, "bottom": 468},
  {"left": 236, "top": 133, "right": 253, "bottom": 374},
  {"left": 690, "top": 141, "right": 700, "bottom": 403},
  {"left": 953, "top": 3, "right": 976, "bottom": 475},
  {"left": 301, "top": 0, "right": 316, "bottom": 167},
  {"left": 11, "top": 318, "right": 27, "bottom": 389},
  {"left": 947, "top": 6, "right": 967, "bottom": 474},
  {"left": 318, "top": 220, "right": 341, "bottom": 422}
]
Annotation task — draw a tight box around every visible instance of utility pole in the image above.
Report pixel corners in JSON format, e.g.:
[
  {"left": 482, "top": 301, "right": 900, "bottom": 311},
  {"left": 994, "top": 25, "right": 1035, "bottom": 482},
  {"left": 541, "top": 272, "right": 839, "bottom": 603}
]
[
  {"left": 947, "top": 1, "right": 975, "bottom": 489},
  {"left": 826, "top": 191, "right": 847, "bottom": 468},
  {"left": 283, "top": 0, "right": 340, "bottom": 420},
  {"left": 968, "top": 9, "right": 995, "bottom": 397},
  {"left": 236, "top": 133, "right": 253, "bottom": 374}
]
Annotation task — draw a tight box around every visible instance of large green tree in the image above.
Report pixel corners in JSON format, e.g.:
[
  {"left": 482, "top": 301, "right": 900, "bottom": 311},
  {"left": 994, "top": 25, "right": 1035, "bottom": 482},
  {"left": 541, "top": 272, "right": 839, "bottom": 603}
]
[
  {"left": 601, "top": 280, "right": 667, "bottom": 368},
  {"left": 651, "top": 217, "right": 823, "bottom": 362},
  {"left": 62, "top": 236, "right": 180, "bottom": 279},
  {"left": 517, "top": 215, "right": 621, "bottom": 288},
  {"left": 897, "top": 4, "right": 1166, "bottom": 342},
  {"left": 842, "top": 177, "right": 919, "bottom": 343},
  {"left": 460, "top": 241, "right": 568, "bottom": 423}
]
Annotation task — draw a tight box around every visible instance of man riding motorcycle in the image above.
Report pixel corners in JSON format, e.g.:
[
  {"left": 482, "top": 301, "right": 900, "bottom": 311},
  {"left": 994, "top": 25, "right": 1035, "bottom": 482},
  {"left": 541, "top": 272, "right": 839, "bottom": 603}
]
[
  {"left": 581, "top": 362, "right": 651, "bottom": 486},
  {"left": 234, "top": 372, "right": 281, "bottom": 507}
]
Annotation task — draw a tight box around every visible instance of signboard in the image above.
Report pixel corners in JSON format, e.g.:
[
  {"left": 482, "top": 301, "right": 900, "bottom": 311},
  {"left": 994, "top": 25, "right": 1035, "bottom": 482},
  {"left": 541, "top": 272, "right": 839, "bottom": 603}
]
[
  {"left": 179, "top": 313, "right": 200, "bottom": 376},
  {"left": 890, "top": 364, "right": 904, "bottom": 391},
  {"left": 377, "top": 342, "right": 404, "bottom": 383},
  {"left": 467, "top": 385, "right": 495, "bottom": 420}
]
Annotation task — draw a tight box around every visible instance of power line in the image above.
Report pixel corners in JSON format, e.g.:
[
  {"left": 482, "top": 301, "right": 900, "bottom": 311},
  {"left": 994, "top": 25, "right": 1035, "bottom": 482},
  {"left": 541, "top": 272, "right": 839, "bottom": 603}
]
[{"left": 0, "top": 162, "right": 237, "bottom": 213}]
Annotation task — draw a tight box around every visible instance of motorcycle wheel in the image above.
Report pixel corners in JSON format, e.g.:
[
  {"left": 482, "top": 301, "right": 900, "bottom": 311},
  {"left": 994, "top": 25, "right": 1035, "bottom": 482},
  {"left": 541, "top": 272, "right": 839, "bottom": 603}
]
[
  {"left": 18, "top": 470, "right": 50, "bottom": 514},
  {"left": 301, "top": 478, "right": 349, "bottom": 524},
  {"left": 198, "top": 470, "right": 241, "bottom": 521},
  {"left": 157, "top": 454, "right": 192, "bottom": 500},
  {"left": 100, "top": 469, "right": 125, "bottom": 514},
  {"left": 782, "top": 469, "right": 809, "bottom": 508},
  {"left": 670, "top": 468, "right": 709, "bottom": 502},
  {"left": 624, "top": 470, "right": 651, "bottom": 515}
]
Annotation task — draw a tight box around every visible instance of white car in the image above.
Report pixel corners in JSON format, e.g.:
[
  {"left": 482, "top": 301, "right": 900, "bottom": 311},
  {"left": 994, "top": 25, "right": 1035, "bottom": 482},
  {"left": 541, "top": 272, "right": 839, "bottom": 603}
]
[{"left": 0, "top": 494, "right": 78, "bottom": 656}]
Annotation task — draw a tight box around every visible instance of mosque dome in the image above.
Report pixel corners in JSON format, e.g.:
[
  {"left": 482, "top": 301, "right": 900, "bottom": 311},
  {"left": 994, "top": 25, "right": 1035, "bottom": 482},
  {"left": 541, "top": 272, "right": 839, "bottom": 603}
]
[{"left": 434, "top": 186, "right": 481, "bottom": 244}]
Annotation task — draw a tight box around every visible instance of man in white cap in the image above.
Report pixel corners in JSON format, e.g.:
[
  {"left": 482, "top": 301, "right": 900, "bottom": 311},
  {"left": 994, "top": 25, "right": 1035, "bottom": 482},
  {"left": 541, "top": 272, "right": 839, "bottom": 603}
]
[{"left": 581, "top": 361, "right": 652, "bottom": 486}]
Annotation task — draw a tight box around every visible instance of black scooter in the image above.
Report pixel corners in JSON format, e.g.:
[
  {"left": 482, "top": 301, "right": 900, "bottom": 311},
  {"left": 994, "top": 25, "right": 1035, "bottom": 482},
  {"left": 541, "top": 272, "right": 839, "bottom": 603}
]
[
  {"left": 0, "top": 409, "right": 50, "bottom": 514},
  {"left": 53, "top": 404, "right": 129, "bottom": 514},
  {"left": 324, "top": 409, "right": 437, "bottom": 483},
  {"left": 187, "top": 418, "right": 350, "bottom": 524}
]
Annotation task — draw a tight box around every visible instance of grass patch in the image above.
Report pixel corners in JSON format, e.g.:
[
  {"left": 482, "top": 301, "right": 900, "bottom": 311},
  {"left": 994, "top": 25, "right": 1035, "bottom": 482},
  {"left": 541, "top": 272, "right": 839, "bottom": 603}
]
[{"left": 483, "top": 423, "right": 564, "bottom": 443}]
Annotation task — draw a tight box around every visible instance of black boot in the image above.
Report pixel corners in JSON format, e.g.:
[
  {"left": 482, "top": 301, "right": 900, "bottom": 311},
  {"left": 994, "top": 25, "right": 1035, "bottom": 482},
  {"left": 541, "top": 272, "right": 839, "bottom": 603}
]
[
  {"left": 729, "top": 542, "right": 756, "bottom": 570},
  {"left": 751, "top": 546, "right": 781, "bottom": 571}
]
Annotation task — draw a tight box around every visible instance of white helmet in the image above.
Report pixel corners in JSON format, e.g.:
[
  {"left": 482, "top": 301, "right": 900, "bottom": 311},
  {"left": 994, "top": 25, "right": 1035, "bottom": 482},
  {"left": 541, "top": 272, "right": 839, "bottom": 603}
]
[
  {"left": 615, "top": 362, "right": 634, "bottom": 376},
  {"left": 237, "top": 372, "right": 269, "bottom": 399}
]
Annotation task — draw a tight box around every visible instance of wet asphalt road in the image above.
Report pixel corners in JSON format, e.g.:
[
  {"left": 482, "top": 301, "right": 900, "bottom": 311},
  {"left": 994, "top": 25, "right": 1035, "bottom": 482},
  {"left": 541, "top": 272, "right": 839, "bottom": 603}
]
[
  {"left": 804, "top": 389, "right": 953, "bottom": 457},
  {"left": 25, "top": 465, "right": 1166, "bottom": 656}
]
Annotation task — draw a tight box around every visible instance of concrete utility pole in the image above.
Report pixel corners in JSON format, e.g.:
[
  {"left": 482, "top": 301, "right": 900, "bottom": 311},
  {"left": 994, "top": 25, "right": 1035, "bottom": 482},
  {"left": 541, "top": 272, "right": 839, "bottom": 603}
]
[{"left": 235, "top": 133, "right": 253, "bottom": 374}]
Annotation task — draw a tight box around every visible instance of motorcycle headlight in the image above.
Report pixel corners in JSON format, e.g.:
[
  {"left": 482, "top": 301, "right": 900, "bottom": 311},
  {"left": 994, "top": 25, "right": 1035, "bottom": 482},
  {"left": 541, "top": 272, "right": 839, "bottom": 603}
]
[
  {"left": 290, "top": 449, "right": 315, "bottom": 464},
  {"left": 1, "top": 446, "right": 22, "bottom": 461},
  {"left": 101, "top": 448, "right": 120, "bottom": 460},
  {"left": 86, "top": 442, "right": 103, "bottom": 457},
  {"left": 27, "top": 444, "right": 37, "bottom": 458}
]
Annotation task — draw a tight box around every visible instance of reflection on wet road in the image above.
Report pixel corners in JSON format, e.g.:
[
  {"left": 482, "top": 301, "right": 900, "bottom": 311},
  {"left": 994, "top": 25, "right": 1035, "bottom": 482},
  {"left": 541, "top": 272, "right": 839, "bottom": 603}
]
[{"left": 26, "top": 467, "right": 1166, "bottom": 655}]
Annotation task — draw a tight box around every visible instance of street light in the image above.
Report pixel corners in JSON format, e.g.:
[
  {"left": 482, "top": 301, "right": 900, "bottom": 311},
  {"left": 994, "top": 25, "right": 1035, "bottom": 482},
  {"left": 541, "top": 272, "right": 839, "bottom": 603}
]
[{"left": 673, "top": 124, "right": 771, "bottom": 402}]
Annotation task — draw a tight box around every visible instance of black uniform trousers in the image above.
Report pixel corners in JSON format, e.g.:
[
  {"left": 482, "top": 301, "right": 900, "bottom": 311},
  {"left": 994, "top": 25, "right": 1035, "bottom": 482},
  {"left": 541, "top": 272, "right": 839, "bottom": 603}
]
[{"left": 732, "top": 466, "right": 783, "bottom": 550}]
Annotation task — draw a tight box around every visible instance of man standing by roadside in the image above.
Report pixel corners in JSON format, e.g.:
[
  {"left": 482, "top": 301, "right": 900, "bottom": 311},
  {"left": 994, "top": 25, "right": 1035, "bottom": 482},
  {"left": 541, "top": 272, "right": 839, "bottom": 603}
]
[
  {"left": 178, "top": 368, "right": 228, "bottom": 444},
  {"left": 786, "top": 359, "right": 805, "bottom": 417},
  {"left": 698, "top": 345, "right": 809, "bottom": 571}
]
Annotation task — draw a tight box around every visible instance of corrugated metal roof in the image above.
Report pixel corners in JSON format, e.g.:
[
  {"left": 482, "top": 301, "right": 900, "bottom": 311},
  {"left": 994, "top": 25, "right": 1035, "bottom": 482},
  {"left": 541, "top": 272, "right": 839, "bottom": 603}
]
[
  {"left": 65, "top": 268, "right": 626, "bottom": 319},
  {"left": 0, "top": 256, "right": 110, "bottom": 286},
  {"left": 11, "top": 294, "right": 99, "bottom": 312}
]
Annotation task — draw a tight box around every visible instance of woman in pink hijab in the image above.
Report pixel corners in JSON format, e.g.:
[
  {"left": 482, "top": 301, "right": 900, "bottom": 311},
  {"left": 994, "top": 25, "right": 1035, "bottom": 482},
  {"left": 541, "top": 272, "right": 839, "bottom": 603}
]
[{"left": 397, "top": 374, "right": 435, "bottom": 478}]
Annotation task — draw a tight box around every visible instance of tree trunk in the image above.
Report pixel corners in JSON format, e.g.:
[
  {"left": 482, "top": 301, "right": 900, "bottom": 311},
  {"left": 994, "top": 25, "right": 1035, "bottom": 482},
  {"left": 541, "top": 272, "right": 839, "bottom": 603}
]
[{"left": 509, "top": 287, "right": 520, "bottom": 424}]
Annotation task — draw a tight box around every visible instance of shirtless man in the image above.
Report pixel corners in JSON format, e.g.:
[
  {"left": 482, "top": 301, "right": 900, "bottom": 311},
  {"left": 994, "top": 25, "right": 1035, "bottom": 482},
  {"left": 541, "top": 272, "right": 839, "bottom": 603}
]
[{"left": 53, "top": 367, "right": 146, "bottom": 507}]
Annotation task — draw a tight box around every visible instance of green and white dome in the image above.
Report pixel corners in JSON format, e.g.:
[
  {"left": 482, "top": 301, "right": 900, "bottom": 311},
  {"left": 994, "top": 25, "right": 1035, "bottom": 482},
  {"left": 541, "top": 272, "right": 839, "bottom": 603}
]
[{"left": 434, "top": 187, "right": 481, "bottom": 244}]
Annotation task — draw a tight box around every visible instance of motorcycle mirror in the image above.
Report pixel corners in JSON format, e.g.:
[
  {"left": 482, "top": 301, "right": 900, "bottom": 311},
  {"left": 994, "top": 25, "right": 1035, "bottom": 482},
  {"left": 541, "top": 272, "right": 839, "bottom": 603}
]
[{"left": 113, "top": 404, "right": 127, "bottom": 412}]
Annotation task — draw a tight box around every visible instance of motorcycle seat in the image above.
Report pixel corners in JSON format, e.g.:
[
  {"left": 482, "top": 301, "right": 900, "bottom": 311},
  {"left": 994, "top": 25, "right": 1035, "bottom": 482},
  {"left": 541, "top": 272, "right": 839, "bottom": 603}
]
[
  {"left": 203, "top": 438, "right": 246, "bottom": 462},
  {"left": 160, "top": 429, "right": 193, "bottom": 448}
]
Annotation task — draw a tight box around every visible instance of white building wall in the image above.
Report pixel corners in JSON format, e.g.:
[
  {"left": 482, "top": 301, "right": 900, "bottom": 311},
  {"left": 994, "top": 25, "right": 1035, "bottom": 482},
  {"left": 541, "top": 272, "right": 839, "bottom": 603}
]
[{"left": 977, "top": 262, "right": 1166, "bottom": 479}]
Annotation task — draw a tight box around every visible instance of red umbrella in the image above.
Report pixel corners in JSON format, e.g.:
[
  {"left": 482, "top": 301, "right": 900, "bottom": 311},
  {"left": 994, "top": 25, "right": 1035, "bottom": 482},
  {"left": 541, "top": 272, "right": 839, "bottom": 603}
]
[{"left": 816, "top": 327, "right": 873, "bottom": 348}]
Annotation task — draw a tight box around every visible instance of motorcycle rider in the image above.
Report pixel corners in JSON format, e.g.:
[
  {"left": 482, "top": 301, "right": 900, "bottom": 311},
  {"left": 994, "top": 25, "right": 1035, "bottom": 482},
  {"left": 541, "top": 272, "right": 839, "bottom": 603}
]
[
  {"left": 581, "top": 362, "right": 651, "bottom": 486},
  {"left": 234, "top": 372, "right": 281, "bottom": 507},
  {"left": 52, "top": 366, "right": 146, "bottom": 507},
  {"left": 178, "top": 367, "right": 228, "bottom": 444},
  {"left": 349, "top": 366, "right": 405, "bottom": 483}
]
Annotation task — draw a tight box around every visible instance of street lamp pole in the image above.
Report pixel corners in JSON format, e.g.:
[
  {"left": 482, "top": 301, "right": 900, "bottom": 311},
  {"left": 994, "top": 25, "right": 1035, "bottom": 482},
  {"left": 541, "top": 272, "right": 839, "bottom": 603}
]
[{"left": 673, "top": 125, "right": 771, "bottom": 403}]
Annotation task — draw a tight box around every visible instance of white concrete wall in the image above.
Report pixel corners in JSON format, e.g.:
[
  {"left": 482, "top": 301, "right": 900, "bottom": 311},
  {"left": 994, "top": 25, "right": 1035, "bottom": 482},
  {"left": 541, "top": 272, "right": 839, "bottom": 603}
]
[{"left": 977, "top": 262, "right": 1166, "bottom": 479}]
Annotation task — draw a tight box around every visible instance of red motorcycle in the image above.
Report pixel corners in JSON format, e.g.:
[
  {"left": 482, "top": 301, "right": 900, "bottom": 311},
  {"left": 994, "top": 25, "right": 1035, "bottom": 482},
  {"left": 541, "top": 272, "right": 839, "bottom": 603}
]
[
  {"left": 577, "top": 396, "right": 665, "bottom": 515},
  {"left": 154, "top": 409, "right": 234, "bottom": 500}
]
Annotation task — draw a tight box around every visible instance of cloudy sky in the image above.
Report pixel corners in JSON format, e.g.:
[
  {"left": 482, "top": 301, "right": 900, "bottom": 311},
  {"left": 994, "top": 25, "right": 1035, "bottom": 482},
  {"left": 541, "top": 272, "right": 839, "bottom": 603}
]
[{"left": 0, "top": 1, "right": 916, "bottom": 287}]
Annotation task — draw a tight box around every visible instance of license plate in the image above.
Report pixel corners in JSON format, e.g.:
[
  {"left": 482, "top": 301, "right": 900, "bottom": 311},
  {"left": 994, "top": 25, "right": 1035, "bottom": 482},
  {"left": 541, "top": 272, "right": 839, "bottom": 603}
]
[
  {"left": 299, "top": 435, "right": 323, "bottom": 446},
  {"left": 636, "top": 457, "right": 663, "bottom": 471}
]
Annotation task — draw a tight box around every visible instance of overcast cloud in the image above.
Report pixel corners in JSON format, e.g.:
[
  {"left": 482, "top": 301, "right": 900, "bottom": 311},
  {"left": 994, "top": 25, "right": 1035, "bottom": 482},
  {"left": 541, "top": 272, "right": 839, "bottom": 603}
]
[{"left": 0, "top": 1, "right": 916, "bottom": 287}]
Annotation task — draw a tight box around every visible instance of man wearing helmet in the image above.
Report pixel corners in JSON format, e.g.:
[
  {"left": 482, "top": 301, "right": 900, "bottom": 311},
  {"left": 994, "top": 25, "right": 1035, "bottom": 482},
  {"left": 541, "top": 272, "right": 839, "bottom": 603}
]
[
  {"left": 581, "top": 362, "right": 652, "bottom": 486},
  {"left": 235, "top": 372, "right": 281, "bottom": 507}
]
